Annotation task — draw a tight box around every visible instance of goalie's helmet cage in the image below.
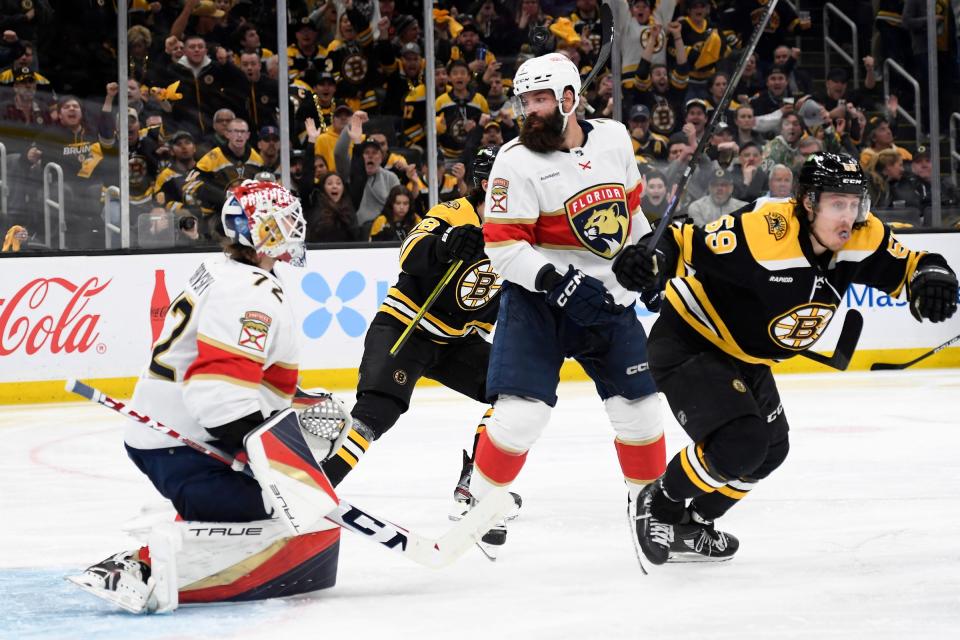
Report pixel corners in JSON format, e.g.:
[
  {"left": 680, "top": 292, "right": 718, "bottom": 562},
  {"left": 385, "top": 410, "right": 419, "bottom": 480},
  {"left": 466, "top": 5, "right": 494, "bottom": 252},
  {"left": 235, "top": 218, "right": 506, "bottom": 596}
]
[
  {"left": 513, "top": 53, "right": 582, "bottom": 123},
  {"left": 222, "top": 180, "right": 307, "bottom": 267},
  {"left": 796, "top": 152, "right": 871, "bottom": 224}
]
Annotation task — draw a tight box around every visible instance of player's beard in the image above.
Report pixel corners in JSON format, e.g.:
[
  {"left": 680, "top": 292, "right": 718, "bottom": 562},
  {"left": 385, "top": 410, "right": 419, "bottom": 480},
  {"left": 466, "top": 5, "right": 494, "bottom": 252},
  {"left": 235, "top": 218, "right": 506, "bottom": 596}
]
[{"left": 520, "top": 109, "right": 565, "bottom": 153}]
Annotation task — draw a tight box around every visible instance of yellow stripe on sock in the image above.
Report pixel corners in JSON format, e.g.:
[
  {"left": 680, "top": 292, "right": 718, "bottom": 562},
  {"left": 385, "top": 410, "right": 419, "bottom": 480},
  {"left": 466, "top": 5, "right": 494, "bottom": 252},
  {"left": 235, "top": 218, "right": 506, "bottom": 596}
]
[{"left": 680, "top": 447, "right": 716, "bottom": 493}]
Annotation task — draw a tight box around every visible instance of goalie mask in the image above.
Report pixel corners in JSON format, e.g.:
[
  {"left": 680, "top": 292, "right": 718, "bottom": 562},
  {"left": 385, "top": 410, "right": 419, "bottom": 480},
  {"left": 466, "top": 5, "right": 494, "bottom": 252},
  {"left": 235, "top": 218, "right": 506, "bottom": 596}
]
[
  {"left": 222, "top": 180, "right": 307, "bottom": 267},
  {"left": 796, "top": 152, "right": 871, "bottom": 225},
  {"left": 512, "top": 53, "right": 581, "bottom": 130}
]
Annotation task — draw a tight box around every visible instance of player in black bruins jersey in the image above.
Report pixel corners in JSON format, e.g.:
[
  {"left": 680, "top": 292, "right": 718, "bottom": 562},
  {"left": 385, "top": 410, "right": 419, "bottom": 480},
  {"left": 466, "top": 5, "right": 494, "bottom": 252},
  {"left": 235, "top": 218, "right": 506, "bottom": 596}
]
[
  {"left": 612, "top": 152, "right": 958, "bottom": 572},
  {"left": 320, "top": 146, "right": 520, "bottom": 518}
]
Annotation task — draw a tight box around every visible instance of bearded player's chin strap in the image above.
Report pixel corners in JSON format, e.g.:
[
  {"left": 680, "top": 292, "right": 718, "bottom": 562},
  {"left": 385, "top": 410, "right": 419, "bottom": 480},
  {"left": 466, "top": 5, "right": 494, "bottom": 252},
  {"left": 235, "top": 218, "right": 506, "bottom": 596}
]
[{"left": 558, "top": 94, "right": 579, "bottom": 133}]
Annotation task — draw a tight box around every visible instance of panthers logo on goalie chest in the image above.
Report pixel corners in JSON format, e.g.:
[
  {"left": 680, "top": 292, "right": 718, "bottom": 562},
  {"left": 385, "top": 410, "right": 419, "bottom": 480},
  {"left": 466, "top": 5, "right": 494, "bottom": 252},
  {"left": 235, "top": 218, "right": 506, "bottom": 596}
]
[{"left": 564, "top": 184, "right": 630, "bottom": 259}]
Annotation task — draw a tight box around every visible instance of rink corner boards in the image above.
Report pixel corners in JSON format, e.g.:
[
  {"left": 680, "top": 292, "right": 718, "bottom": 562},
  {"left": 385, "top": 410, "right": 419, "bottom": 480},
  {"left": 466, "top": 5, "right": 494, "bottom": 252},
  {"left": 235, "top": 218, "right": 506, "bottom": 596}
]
[{"left": 2, "top": 350, "right": 960, "bottom": 405}]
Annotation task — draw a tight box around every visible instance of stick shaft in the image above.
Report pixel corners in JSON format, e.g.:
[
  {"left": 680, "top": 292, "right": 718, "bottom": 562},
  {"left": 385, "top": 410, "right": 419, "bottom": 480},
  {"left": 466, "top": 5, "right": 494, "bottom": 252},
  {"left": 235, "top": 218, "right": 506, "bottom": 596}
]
[
  {"left": 870, "top": 333, "right": 960, "bottom": 370},
  {"left": 389, "top": 259, "right": 462, "bottom": 357},
  {"left": 643, "top": 0, "right": 781, "bottom": 254}
]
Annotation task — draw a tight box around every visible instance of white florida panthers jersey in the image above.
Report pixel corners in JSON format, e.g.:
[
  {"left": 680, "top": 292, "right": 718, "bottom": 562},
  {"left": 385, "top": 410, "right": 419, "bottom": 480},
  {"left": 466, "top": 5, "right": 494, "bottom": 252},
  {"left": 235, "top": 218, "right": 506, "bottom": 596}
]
[
  {"left": 482, "top": 118, "right": 650, "bottom": 306},
  {"left": 125, "top": 257, "right": 300, "bottom": 450}
]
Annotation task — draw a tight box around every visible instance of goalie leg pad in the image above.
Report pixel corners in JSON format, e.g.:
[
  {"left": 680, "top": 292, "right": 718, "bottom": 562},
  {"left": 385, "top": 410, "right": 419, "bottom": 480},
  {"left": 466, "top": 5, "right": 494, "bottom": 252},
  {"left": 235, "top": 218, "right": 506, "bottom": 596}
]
[{"left": 244, "top": 409, "right": 340, "bottom": 536}]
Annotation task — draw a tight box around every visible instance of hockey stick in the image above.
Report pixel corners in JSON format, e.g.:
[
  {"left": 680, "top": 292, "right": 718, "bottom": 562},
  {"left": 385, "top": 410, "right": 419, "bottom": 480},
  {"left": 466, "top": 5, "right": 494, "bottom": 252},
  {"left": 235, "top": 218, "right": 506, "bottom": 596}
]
[
  {"left": 641, "top": 0, "right": 780, "bottom": 255},
  {"left": 870, "top": 333, "right": 960, "bottom": 371},
  {"left": 65, "top": 378, "right": 512, "bottom": 569},
  {"left": 389, "top": 258, "right": 463, "bottom": 357},
  {"left": 797, "top": 309, "right": 863, "bottom": 371},
  {"left": 579, "top": 2, "right": 615, "bottom": 114}
]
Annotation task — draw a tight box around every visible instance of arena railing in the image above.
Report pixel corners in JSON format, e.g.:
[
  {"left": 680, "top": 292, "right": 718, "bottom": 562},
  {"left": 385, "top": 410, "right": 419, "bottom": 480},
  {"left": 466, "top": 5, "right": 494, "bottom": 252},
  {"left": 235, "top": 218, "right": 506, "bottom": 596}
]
[
  {"left": 42, "top": 162, "right": 65, "bottom": 250},
  {"left": 0, "top": 141, "right": 7, "bottom": 217},
  {"left": 823, "top": 3, "right": 859, "bottom": 89},
  {"left": 883, "top": 58, "right": 923, "bottom": 152}
]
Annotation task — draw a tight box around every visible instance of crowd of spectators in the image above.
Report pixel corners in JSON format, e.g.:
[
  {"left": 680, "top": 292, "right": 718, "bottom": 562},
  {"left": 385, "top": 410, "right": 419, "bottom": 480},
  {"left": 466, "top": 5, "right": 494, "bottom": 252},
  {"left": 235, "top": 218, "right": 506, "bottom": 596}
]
[{"left": 1, "top": 0, "right": 958, "bottom": 253}]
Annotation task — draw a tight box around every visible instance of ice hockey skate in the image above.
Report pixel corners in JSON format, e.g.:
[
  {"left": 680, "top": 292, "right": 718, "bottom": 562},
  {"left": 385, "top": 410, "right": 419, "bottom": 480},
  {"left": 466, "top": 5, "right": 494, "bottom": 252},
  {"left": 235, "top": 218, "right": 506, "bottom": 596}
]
[
  {"left": 669, "top": 509, "right": 740, "bottom": 562},
  {"left": 629, "top": 480, "right": 682, "bottom": 574},
  {"left": 448, "top": 450, "right": 522, "bottom": 522},
  {"left": 66, "top": 550, "right": 157, "bottom": 614}
]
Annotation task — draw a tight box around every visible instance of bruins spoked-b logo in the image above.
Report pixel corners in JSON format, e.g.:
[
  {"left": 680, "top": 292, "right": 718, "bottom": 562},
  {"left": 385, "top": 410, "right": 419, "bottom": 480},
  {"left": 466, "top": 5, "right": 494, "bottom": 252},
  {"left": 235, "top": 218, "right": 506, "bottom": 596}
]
[
  {"left": 456, "top": 260, "right": 502, "bottom": 310},
  {"left": 564, "top": 183, "right": 630, "bottom": 259},
  {"left": 768, "top": 303, "right": 835, "bottom": 350}
]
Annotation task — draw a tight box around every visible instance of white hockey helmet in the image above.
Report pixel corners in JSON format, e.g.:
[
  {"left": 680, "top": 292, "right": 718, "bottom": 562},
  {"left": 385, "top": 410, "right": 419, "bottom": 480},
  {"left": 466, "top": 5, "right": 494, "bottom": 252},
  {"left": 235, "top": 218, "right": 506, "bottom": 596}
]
[
  {"left": 512, "top": 53, "right": 582, "bottom": 121},
  {"left": 221, "top": 179, "right": 307, "bottom": 267}
]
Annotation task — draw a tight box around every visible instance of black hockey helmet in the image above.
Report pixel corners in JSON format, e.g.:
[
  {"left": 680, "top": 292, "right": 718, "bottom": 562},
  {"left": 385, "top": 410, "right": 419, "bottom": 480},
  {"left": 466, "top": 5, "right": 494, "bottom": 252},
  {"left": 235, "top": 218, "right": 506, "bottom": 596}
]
[
  {"left": 796, "top": 151, "right": 871, "bottom": 224},
  {"left": 472, "top": 145, "right": 499, "bottom": 191}
]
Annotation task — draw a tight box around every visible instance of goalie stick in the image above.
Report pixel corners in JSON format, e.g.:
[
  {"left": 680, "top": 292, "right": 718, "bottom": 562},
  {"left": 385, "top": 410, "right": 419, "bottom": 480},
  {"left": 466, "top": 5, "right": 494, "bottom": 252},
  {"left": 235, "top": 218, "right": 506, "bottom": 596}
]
[
  {"left": 870, "top": 333, "right": 960, "bottom": 371},
  {"left": 797, "top": 309, "right": 863, "bottom": 371},
  {"left": 65, "top": 378, "right": 512, "bottom": 569}
]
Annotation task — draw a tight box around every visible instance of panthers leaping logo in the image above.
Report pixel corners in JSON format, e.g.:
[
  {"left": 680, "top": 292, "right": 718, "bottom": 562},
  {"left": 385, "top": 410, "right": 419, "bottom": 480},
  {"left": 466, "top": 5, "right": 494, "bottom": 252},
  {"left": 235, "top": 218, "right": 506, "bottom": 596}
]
[{"left": 565, "top": 183, "right": 630, "bottom": 259}]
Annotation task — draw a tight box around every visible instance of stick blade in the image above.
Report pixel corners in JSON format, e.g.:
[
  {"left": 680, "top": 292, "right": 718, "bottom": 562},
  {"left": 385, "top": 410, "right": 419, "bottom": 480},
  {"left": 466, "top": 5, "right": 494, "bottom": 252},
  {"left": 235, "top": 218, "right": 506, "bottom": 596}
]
[
  {"left": 426, "top": 489, "right": 515, "bottom": 568},
  {"left": 870, "top": 363, "right": 901, "bottom": 371},
  {"left": 829, "top": 309, "right": 863, "bottom": 371}
]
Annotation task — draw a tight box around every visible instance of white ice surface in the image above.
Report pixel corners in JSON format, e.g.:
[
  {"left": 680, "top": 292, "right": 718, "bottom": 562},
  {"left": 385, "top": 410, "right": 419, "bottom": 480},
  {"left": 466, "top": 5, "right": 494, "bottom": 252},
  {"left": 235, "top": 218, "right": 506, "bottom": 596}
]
[{"left": 2, "top": 371, "right": 959, "bottom": 639}]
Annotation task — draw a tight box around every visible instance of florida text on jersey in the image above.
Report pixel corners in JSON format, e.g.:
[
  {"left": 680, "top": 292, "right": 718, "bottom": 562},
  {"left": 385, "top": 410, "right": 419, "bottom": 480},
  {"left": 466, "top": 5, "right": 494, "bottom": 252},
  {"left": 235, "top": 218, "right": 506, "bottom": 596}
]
[
  {"left": 379, "top": 197, "right": 502, "bottom": 341},
  {"left": 661, "top": 201, "right": 924, "bottom": 364},
  {"left": 481, "top": 119, "right": 647, "bottom": 304}
]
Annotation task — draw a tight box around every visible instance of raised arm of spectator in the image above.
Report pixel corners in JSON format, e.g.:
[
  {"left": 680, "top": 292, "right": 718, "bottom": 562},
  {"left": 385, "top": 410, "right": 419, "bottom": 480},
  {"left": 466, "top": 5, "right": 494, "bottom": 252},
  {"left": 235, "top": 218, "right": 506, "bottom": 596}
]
[
  {"left": 170, "top": 0, "right": 200, "bottom": 41},
  {"left": 299, "top": 118, "right": 321, "bottom": 200},
  {"left": 667, "top": 21, "right": 688, "bottom": 67},
  {"left": 862, "top": 56, "right": 877, "bottom": 90},
  {"left": 99, "top": 82, "right": 120, "bottom": 146}
]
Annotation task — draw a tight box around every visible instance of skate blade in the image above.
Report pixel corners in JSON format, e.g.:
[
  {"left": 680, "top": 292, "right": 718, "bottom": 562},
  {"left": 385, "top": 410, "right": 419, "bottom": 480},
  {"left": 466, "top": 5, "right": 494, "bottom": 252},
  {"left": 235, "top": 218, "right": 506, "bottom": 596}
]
[
  {"left": 65, "top": 575, "right": 154, "bottom": 614},
  {"left": 667, "top": 552, "right": 735, "bottom": 563},
  {"left": 475, "top": 540, "right": 501, "bottom": 562}
]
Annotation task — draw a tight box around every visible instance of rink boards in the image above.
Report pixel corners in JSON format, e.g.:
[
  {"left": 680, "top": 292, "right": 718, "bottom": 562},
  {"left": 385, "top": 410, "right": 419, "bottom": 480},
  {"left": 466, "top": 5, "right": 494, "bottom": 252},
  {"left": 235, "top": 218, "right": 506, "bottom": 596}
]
[{"left": 0, "top": 233, "right": 958, "bottom": 403}]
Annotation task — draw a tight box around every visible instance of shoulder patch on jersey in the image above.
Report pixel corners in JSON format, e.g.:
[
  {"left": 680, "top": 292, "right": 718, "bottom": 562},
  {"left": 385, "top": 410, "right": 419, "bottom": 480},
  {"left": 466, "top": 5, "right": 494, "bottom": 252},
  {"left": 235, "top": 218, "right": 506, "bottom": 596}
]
[
  {"left": 490, "top": 178, "right": 509, "bottom": 213},
  {"left": 442, "top": 200, "right": 461, "bottom": 209},
  {"left": 564, "top": 183, "right": 629, "bottom": 259},
  {"left": 764, "top": 210, "right": 788, "bottom": 240},
  {"left": 238, "top": 311, "right": 272, "bottom": 352}
]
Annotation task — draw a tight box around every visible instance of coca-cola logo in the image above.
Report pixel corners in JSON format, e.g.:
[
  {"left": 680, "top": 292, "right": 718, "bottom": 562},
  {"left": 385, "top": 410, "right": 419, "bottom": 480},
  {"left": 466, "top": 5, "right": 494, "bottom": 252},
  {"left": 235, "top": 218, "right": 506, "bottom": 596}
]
[{"left": 0, "top": 277, "right": 111, "bottom": 356}]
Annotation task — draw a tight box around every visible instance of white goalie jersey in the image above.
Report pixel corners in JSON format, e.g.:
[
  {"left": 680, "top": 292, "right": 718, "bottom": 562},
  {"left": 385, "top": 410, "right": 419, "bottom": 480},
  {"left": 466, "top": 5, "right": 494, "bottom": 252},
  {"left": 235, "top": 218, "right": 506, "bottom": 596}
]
[
  {"left": 125, "top": 257, "right": 300, "bottom": 450},
  {"left": 482, "top": 118, "right": 650, "bottom": 306}
]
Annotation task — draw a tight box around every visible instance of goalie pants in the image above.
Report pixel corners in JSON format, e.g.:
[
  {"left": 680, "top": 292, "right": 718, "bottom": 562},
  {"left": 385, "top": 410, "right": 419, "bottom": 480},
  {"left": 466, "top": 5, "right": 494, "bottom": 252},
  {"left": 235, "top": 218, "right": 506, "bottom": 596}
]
[{"left": 127, "top": 444, "right": 271, "bottom": 522}]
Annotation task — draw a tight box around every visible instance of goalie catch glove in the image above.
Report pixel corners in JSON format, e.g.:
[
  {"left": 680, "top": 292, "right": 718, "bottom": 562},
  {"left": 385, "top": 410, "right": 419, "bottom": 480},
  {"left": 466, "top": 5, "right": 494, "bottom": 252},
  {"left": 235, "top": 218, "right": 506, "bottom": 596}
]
[
  {"left": 539, "top": 264, "right": 624, "bottom": 326},
  {"left": 297, "top": 391, "right": 354, "bottom": 463},
  {"left": 908, "top": 255, "right": 958, "bottom": 323}
]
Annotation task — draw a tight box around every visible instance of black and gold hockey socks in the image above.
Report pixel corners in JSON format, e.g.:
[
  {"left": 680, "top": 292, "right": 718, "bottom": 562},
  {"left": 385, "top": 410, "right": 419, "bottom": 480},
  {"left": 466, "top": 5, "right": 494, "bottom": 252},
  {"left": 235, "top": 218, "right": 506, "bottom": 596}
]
[{"left": 321, "top": 423, "right": 373, "bottom": 486}]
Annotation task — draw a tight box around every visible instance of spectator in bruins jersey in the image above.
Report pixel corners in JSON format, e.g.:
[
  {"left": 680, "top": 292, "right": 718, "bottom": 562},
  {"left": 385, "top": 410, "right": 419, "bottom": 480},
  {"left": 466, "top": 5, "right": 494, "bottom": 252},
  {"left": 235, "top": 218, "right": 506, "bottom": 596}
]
[
  {"left": 859, "top": 115, "right": 912, "bottom": 172},
  {"left": 567, "top": 0, "right": 604, "bottom": 61},
  {"left": 287, "top": 18, "right": 326, "bottom": 81},
  {"left": 327, "top": 5, "right": 392, "bottom": 112},
  {"left": 369, "top": 185, "right": 421, "bottom": 242},
  {"left": 437, "top": 59, "right": 490, "bottom": 163},
  {"left": 166, "top": 35, "right": 246, "bottom": 138},
  {"left": 627, "top": 104, "right": 669, "bottom": 166},
  {"left": 237, "top": 51, "right": 279, "bottom": 132},
  {"left": 674, "top": 0, "right": 735, "bottom": 100},
  {"left": 0, "top": 66, "right": 51, "bottom": 155},
  {"left": 232, "top": 23, "right": 274, "bottom": 68},
  {"left": 614, "top": 152, "right": 957, "bottom": 569},
  {"left": 36, "top": 87, "right": 120, "bottom": 250},
  {"left": 308, "top": 103, "right": 352, "bottom": 174},
  {"left": 183, "top": 117, "right": 264, "bottom": 235},
  {"left": 382, "top": 42, "right": 426, "bottom": 144},
  {"left": 153, "top": 130, "right": 197, "bottom": 213},
  {"left": 318, "top": 147, "right": 512, "bottom": 521},
  {"left": 632, "top": 23, "right": 689, "bottom": 137},
  {"left": 292, "top": 69, "right": 338, "bottom": 148}
]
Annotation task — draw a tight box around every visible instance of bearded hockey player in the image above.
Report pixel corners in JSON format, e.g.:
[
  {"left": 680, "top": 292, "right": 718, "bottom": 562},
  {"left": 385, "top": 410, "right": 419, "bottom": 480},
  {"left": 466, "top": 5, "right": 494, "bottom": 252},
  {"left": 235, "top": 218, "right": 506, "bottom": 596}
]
[
  {"left": 613, "top": 152, "right": 958, "bottom": 573},
  {"left": 320, "top": 146, "right": 520, "bottom": 522},
  {"left": 470, "top": 52, "right": 667, "bottom": 559},
  {"left": 68, "top": 181, "right": 345, "bottom": 612}
]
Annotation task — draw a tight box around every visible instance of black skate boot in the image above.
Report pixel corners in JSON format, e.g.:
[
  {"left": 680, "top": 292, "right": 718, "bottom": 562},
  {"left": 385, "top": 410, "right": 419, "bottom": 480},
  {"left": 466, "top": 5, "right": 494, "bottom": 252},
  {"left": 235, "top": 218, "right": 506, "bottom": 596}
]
[
  {"left": 449, "top": 450, "right": 522, "bottom": 522},
  {"left": 669, "top": 508, "right": 740, "bottom": 562},
  {"left": 629, "top": 480, "right": 685, "bottom": 574},
  {"left": 66, "top": 550, "right": 156, "bottom": 613}
]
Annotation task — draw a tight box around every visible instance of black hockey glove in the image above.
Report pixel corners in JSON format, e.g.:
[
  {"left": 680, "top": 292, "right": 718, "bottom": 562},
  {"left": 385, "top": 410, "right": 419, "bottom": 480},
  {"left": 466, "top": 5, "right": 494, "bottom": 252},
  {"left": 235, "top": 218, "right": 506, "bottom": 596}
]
[
  {"left": 435, "top": 224, "right": 485, "bottom": 264},
  {"left": 542, "top": 265, "right": 624, "bottom": 326},
  {"left": 908, "top": 256, "right": 958, "bottom": 323},
  {"left": 612, "top": 242, "right": 665, "bottom": 293}
]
